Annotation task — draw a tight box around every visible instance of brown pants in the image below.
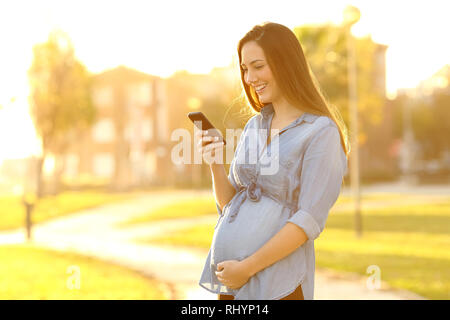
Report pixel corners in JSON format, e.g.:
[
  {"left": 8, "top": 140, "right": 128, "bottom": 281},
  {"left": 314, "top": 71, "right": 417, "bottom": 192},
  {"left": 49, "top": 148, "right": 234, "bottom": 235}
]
[{"left": 218, "top": 283, "right": 304, "bottom": 300}]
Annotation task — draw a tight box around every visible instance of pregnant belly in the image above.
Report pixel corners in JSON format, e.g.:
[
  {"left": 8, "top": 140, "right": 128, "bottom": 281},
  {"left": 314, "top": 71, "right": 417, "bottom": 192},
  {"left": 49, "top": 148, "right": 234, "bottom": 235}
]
[{"left": 210, "top": 197, "right": 291, "bottom": 265}]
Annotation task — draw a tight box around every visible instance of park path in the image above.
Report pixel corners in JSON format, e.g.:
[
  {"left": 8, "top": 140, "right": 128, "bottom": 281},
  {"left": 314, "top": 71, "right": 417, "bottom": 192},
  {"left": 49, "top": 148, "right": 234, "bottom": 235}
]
[{"left": 0, "top": 186, "right": 432, "bottom": 300}]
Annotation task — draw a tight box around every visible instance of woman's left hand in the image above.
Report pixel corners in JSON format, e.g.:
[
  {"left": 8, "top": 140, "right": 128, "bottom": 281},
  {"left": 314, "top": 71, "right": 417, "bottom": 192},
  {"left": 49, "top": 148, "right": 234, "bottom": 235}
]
[{"left": 215, "top": 260, "right": 251, "bottom": 290}]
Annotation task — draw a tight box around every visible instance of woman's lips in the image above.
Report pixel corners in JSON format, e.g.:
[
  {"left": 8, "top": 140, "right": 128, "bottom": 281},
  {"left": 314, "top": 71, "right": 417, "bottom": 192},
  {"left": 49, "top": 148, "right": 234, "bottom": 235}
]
[{"left": 255, "top": 84, "right": 267, "bottom": 94}]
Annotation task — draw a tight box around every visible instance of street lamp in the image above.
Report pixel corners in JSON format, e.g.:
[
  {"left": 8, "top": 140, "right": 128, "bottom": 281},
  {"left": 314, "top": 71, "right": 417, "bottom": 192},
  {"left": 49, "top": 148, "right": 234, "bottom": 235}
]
[
  {"left": 401, "top": 98, "right": 416, "bottom": 185},
  {"left": 343, "top": 5, "right": 363, "bottom": 238}
]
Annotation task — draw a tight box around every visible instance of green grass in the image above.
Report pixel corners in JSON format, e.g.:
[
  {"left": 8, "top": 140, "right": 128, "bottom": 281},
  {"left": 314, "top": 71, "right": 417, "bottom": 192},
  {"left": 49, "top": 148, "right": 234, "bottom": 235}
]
[
  {"left": 119, "top": 196, "right": 218, "bottom": 226},
  {"left": 328, "top": 202, "right": 450, "bottom": 234},
  {"left": 336, "top": 193, "right": 404, "bottom": 203},
  {"left": 120, "top": 193, "right": 412, "bottom": 227},
  {"left": 314, "top": 229, "right": 449, "bottom": 300},
  {"left": 0, "top": 191, "right": 131, "bottom": 231},
  {"left": 138, "top": 224, "right": 216, "bottom": 249},
  {"left": 0, "top": 244, "right": 169, "bottom": 299},
  {"left": 139, "top": 200, "right": 450, "bottom": 300}
]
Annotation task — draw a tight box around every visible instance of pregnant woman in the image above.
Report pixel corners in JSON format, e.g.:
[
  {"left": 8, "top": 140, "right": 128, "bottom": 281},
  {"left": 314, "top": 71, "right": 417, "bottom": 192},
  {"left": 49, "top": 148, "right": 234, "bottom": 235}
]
[{"left": 196, "top": 22, "right": 349, "bottom": 300}]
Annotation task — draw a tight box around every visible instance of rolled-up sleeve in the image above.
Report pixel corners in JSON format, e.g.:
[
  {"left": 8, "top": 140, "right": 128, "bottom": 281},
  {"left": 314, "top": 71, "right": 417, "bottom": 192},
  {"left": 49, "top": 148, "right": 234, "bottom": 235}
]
[{"left": 287, "top": 124, "right": 347, "bottom": 241}]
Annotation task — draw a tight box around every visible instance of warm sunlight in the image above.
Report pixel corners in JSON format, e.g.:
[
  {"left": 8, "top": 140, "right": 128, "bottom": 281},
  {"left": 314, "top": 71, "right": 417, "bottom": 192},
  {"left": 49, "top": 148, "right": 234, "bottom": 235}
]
[
  {"left": 0, "top": 1, "right": 449, "bottom": 303},
  {"left": 0, "top": 0, "right": 448, "bottom": 164},
  {"left": 0, "top": 98, "right": 41, "bottom": 164}
]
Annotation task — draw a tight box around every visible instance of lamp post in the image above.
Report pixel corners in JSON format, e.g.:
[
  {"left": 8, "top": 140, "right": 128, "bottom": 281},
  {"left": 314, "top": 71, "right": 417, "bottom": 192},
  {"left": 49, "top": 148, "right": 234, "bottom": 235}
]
[
  {"left": 344, "top": 5, "right": 362, "bottom": 238},
  {"left": 22, "top": 156, "right": 38, "bottom": 242},
  {"left": 401, "top": 99, "right": 416, "bottom": 185}
]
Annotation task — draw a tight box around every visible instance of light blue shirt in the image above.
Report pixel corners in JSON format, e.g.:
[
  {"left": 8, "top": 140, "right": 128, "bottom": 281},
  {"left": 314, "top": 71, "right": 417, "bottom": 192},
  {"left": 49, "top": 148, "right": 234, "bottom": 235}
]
[{"left": 199, "top": 103, "right": 348, "bottom": 300}]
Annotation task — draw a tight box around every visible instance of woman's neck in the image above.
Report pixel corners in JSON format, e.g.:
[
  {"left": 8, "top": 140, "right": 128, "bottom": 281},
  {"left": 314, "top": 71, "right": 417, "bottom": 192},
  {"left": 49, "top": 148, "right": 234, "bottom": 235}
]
[{"left": 272, "top": 98, "right": 305, "bottom": 122}]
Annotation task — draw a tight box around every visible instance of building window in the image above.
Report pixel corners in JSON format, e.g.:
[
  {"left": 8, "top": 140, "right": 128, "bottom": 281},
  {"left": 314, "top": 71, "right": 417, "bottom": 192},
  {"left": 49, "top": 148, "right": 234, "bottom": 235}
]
[
  {"left": 127, "top": 82, "right": 152, "bottom": 107},
  {"left": 64, "top": 154, "right": 79, "bottom": 178},
  {"left": 124, "top": 124, "right": 132, "bottom": 142},
  {"left": 156, "top": 105, "right": 168, "bottom": 141},
  {"left": 144, "top": 152, "right": 157, "bottom": 177},
  {"left": 93, "top": 86, "right": 114, "bottom": 107},
  {"left": 142, "top": 118, "right": 153, "bottom": 141},
  {"left": 93, "top": 153, "right": 115, "bottom": 177},
  {"left": 92, "top": 119, "right": 115, "bottom": 143}
]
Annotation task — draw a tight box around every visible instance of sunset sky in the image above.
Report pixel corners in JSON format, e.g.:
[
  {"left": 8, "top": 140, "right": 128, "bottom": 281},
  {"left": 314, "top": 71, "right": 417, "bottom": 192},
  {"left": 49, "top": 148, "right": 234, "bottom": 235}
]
[{"left": 0, "top": 0, "right": 449, "bottom": 163}]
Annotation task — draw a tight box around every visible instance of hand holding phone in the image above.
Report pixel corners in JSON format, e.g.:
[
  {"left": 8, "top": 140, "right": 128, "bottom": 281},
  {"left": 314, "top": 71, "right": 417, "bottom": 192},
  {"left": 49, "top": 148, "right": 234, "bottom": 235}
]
[
  {"left": 187, "top": 112, "right": 226, "bottom": 145},
  {"left": 188, "top": 112, "right": 226, "bottom": 165}
]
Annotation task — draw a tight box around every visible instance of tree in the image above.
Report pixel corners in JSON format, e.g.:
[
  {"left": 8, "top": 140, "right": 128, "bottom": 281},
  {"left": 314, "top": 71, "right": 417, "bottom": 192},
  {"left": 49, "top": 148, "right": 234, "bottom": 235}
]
[
  {"left": 390, "top": 86, "right": 450, "bottom": 168},
  {"left": 28, "top": 30, "right": 95, "bottom": 196},
  {"left": 411, "top": 92, "right": 450, "bottom": 160},
  {"left": 293, "top": 23, "right": 386, "bottom": 131},
  {"left": 294, "top": 24, "right": 394, "bottom": 180}
]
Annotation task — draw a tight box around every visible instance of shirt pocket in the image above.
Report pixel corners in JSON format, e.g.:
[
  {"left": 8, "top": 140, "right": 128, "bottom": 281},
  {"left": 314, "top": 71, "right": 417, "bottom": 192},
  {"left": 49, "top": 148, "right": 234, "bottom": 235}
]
[
  {"left": 279, "top": 158, "right": 294, "bottom": 169},
  {"left": 259, "top": 156, "right": 291, "bottom": 196}
]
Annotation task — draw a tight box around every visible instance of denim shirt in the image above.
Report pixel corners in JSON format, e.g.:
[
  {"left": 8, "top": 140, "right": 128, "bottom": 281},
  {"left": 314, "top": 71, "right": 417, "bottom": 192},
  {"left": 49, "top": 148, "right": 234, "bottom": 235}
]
[{"left": 199, "top": 103, "right": 348, "bottom": 300}]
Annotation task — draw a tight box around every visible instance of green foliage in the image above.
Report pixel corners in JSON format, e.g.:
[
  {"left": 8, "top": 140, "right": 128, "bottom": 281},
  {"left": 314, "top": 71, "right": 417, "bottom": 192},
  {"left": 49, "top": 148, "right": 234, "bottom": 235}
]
[
  {"left": 411, "top": 93, "right": 450, "bottom": 160},
  {"left": 28, "top": 30, "right": 96, "bottom": 196},
  {"left": 391, "top": 89, "right": 450, "bottom": 161},
  {"left": 28, "top": 29, "right": 95, "bottom": 153},
  {"left": 293, "top": 24, "right": 386, "bottom": 132}
]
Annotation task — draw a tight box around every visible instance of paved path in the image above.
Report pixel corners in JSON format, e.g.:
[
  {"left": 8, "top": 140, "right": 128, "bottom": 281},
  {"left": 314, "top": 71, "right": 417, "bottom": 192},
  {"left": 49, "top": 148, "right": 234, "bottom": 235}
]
[{"left": 0, "top": 188, "right": 429, "bottom": 300}]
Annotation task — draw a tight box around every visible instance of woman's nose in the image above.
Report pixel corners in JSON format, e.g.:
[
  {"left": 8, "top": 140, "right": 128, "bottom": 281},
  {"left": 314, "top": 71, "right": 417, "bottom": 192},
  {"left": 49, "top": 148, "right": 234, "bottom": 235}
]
[{"left": 245, "top": 70, "right": 257, "bottom": 85}]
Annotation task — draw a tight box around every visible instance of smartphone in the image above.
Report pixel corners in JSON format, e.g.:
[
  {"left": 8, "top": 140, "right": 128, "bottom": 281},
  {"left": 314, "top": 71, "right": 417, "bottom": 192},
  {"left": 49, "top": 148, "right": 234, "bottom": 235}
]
[{"left": 187, "top": 111, "right": 226, "bottom": 145}]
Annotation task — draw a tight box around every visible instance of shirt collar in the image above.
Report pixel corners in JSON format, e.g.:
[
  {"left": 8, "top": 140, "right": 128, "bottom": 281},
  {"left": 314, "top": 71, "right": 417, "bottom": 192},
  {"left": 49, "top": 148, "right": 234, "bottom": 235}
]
[
  {"left": 260, "top": 103, "right": 318, "bottom": 124},
  {"left": 260, "top": 103, "right": 275, "bottom": 119}
]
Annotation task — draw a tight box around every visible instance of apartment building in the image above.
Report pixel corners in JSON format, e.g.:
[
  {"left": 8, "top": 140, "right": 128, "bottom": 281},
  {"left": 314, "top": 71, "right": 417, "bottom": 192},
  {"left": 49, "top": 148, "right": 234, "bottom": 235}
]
[{"left": 63, "top": 66, "right": 172, "bottom": 190}]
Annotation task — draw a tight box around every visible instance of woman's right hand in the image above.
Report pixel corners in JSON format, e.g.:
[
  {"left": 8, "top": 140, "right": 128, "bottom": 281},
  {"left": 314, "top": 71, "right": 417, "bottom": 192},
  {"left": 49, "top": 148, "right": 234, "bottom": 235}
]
[{"left": 195, "top": 130, "right": 225, "bottom": 165}]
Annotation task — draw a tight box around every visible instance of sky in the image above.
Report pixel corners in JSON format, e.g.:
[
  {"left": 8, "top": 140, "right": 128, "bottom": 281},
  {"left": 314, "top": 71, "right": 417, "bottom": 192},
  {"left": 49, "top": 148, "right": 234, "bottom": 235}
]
[{"left": 0, "top": 0, "right": 449, "bottom": 163}]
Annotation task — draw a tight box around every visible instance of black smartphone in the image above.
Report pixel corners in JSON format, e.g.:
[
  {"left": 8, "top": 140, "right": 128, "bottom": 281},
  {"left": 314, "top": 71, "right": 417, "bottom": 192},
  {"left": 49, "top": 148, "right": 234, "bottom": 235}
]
[{"left": 187, "top": 111, "right": 226, "bottom": 145}]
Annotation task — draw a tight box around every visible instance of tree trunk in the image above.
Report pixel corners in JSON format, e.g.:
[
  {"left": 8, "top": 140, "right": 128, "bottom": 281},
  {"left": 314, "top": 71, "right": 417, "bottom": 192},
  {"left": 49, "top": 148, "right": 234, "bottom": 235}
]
[
  {"left": 50, "top": 156, "right": 61, "bottom": 195},
  {"left": 36, "top": 156, "right": 45, "bottom": 199}
]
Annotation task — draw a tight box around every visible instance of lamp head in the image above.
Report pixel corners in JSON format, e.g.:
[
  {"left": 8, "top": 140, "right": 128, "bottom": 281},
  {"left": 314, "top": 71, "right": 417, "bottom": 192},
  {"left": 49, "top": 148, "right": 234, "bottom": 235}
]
[{"left": 343, "top": 5, "right": 361, "bottom": 26}]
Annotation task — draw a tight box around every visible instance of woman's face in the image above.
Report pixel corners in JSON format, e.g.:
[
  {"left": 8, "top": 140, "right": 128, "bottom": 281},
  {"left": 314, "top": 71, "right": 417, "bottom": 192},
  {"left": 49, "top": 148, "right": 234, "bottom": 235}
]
[{"left": 241, "top": 41, "right": 281, "bottom": 104}]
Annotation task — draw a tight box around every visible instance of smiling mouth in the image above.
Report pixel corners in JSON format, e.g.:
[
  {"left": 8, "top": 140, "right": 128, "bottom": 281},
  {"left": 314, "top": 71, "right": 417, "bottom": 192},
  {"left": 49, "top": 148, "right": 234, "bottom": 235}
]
[{"left": 255, "top": 84, "right": 267, "bottom": 94}]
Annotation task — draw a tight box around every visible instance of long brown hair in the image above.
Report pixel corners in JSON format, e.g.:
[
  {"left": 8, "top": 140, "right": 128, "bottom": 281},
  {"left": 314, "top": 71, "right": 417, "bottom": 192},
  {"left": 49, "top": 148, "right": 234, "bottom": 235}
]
[{"left": 237, "top": 22, "right": 349, "bottom": 155}]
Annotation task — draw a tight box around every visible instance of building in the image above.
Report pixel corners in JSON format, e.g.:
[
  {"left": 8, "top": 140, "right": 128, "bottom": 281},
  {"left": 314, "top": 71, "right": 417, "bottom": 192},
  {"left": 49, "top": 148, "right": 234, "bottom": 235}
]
[
  {"left": 63, "top": 66, "right": 172, "bottom": 190},
  {"left": 416, "top": 64, "right": 450, "bottom": 97}
]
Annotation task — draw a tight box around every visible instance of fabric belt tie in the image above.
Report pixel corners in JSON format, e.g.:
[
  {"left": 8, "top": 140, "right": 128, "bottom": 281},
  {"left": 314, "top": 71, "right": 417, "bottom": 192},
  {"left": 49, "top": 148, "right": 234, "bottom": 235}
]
[{"left": 226, "top": 181, "right": 297, "bottom": 223}]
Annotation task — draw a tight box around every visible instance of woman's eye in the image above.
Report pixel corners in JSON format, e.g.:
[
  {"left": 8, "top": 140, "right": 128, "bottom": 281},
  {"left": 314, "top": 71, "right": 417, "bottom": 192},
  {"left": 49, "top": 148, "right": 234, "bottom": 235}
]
[{"left": 242, "top": 65, "right": 263, "bottom": 73}]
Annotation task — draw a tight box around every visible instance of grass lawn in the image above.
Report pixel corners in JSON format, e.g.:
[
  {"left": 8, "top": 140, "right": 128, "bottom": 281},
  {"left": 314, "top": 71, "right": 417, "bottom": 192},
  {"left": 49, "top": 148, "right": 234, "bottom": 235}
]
[
  {"left": 139, "top": 200, "right": 450, "bottom": 300},
  {"left": 0, "top": 244, "right": 169, "bottom": 299},
  {"left": 0, "top": 191, "right": 131, "bottom": 231},
  {"left": 119, "top": 196, "right": 218, "bottom": 226},
  {"left": 119, "top": 193, "right": 412, "bottom": 227}
]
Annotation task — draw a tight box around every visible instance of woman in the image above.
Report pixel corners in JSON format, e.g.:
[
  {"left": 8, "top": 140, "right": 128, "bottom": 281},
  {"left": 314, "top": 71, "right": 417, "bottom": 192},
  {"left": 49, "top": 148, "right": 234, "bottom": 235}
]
[{"left": 196, "top": 22, "right": 348, "bottom": 300}]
